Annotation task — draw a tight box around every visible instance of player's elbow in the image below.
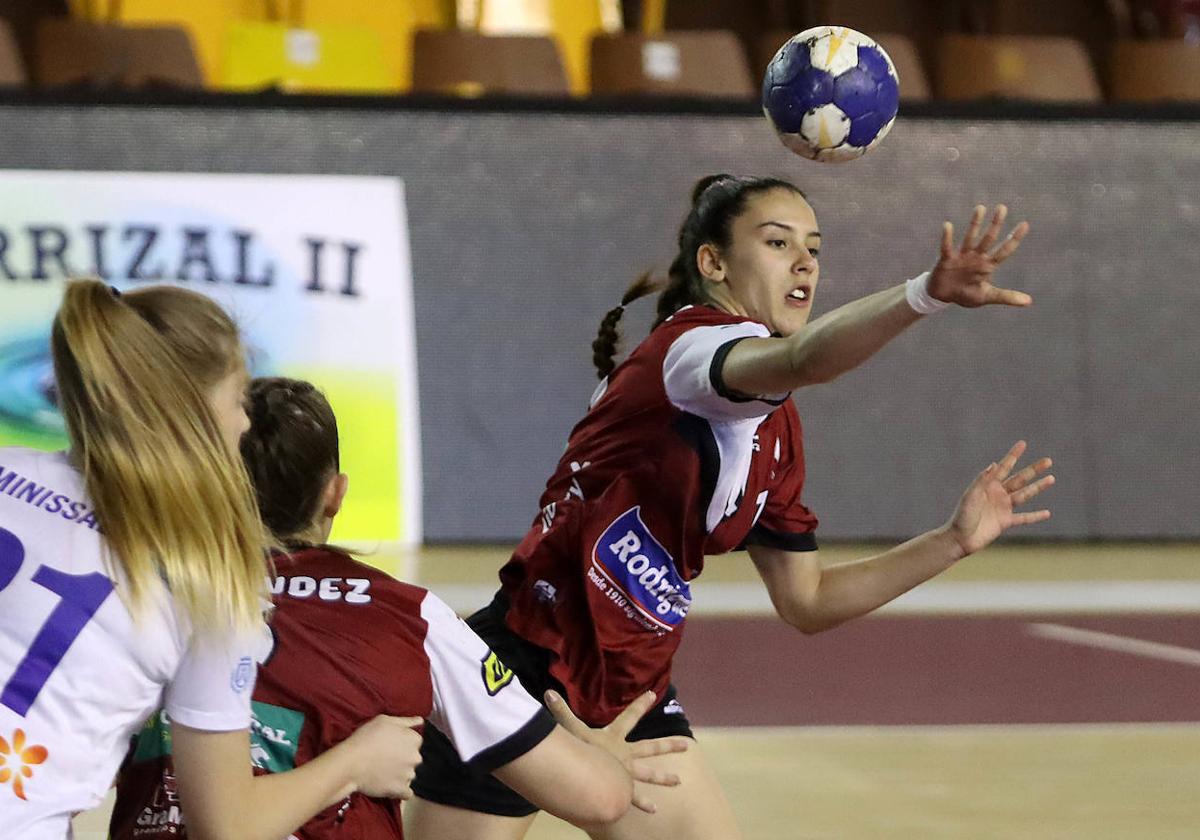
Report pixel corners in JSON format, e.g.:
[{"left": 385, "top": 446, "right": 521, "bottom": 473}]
[
  {"left": 776, "top": 600, "right": 834, "bottom": 635},
  {"left": 574, "top": 776, "right": 633, "bottom": 828},
  {"left": 591, "top": 784, "right": 635, "bottom": 826}
]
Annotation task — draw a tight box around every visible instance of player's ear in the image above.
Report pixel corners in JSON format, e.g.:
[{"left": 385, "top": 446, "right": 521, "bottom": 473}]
[
  {"left": 696, "top": 243, "right": 726, "bottom": 283},
  {"left": 322, "top": 473, "right": 349, "bottom": 519}
]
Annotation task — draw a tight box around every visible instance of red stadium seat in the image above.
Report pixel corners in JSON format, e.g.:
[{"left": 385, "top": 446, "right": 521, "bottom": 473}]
[
  {"left": 411, "top": 29, "right": 569, "bottom": 96},
  {"left": 0, "top": 18, "right": 26, "bottom": 85},
  {"left": 35, "top": 17, "right": 202, "bottom": 88},
  {"left": 935, "top": 33, "right": 1103, "bottom": 102},
  {"left": 590, "top": 30, "right": 754, "bottom": 98},
  {"left": 1110, "top": 38, "right": 1200, "bottom": 101}
]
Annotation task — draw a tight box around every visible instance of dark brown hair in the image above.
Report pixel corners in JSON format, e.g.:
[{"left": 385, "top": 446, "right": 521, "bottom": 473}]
[
  {"left": 591, "top": 174, "right": 807, "bottom": 379},
  {"left": 239, "top": 377, "right": 340, "bottom": 542}
]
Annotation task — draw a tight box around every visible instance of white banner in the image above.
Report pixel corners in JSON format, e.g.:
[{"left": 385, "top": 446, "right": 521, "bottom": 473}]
[{"left": 0, "top": 170, "right": 421, "bottom": 546}]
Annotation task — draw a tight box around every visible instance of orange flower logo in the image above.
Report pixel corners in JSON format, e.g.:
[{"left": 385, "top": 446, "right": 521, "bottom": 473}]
[{"left": 0, "top": 729, "right": 48, "bottom": 800}]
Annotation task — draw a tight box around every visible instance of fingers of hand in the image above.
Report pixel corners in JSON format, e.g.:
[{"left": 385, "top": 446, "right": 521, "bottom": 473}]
[
  {"left": 628, "top": 737, "right": 690, "bottom": 759},
  {"left": 989, "top": 221, "right": 1030, "bottom": 263},
  {"left": 975, "top": 204, "right": 1008, "bottom": 251},
  {"left": 941, "top": 221, "right": 954, "bottom": 258},
  {"left": 544, "top": 690, "right": 587, "bottom": 736},
  {"left": 994, "top": 441, "right": 1026, "bottom": 481},
  {"left": 631, "top": 765, "right": 682, "bottom": 787},
  {"left": 631, "top": 792, "right": 659, "bottom": 815},
  {"left": 1002, "top": 457, "right": 1053, "bottom": 492},
  {"left": 608, "top": 691, "right": 658, "bottom": 737},
  {"left": 961, "top": 204, "right": 987, "bottom": 249},
  {"left": 984, "top": 285, "right": 1033, "bottom": 307},
  {"left": 1010, "top": 509, "right": 1052, "bottom": 526},
  {"left": 1010, "top": 474, "right": 1055, "bottom": 506}
]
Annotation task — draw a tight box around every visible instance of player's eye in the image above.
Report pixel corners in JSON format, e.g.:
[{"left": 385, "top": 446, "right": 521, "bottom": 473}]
[
  {"left": 767, "top": 239, "right": 787, "bottom": 248},
  {"left": 808, "top": 248, "right": 820, "bottom": 258}
]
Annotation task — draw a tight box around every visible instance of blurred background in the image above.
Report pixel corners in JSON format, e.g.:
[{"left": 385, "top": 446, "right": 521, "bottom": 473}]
[{"left": 0, "top": 1, "right": 1196, "bottom": 837}]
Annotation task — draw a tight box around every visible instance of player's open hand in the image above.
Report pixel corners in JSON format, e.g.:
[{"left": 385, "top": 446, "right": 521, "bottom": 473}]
[
  {"left": 342, "top": 714, "right": 424, "bottom": 800},
  {"left": 546, "top": 689, "right": 689, "bottom": 814},
  {"left": 927, "top": 204, "right": 1031, "bottom": 308},
  {"left": 945, "top": 441, "right": 1054, "bottom": 557}
]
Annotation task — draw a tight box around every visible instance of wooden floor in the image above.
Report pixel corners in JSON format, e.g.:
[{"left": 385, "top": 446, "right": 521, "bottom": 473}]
[
  {"left": 76, "top": 724, "right": 1200, "bottom": 839},
  {"left": 74, "top": 542, "right": 1200, "bottom": 839}
]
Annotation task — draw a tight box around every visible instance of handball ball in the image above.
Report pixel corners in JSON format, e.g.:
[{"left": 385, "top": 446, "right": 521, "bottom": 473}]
[{"left": 762, "top": 26, "right": 900, "bottom": 163}]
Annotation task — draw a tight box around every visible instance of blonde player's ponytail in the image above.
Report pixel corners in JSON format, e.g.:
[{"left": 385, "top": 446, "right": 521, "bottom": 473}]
[{"left": 51, "top": 279, "right": 266, "bottom": 631}]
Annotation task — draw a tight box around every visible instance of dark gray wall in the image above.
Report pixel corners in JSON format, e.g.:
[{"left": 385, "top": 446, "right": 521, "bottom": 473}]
[{"left": 1, "top": 103, "right": 1196, "bottom": 540}]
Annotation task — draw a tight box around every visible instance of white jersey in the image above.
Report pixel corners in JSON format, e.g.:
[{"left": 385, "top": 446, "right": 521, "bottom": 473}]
[{"left": 0, "top": 448, "right": 267, "bottom": 839}]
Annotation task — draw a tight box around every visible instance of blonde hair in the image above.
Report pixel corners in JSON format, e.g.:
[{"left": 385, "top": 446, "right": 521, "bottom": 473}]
[{"left": 51, "top": 280, "right": 266, "bottom": 631}]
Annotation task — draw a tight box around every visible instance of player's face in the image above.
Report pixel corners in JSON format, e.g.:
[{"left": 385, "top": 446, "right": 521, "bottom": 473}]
[
  {"left": 208, "top": 365, "right": 250, "bottom": 454},
  {"left": 720, "top": 189, "right": 820, "bottom": 337}
]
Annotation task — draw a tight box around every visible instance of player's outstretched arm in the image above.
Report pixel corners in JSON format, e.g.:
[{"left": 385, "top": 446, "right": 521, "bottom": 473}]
[
  {"left": 172, "top": 714, "right": 423, "bottom": 840},
  {"left": 722, "top": 205, "right": 1031, "bottom": 396},
  {"left": 750, "top": 441, "right": 1054, "bottom": 635},
  {"left": 491, "top": 690, "right": 689, "bottom": 826}
]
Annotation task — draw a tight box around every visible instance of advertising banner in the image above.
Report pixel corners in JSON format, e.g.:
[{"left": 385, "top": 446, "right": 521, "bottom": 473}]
[{"left": 0, "top": 171, "right": 421, "bottom": 546}]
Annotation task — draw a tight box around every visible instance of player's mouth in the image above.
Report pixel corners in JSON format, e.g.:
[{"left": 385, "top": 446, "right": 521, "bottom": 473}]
[{"left": 785, "top": 285, "right": 812, "bottom": 308}]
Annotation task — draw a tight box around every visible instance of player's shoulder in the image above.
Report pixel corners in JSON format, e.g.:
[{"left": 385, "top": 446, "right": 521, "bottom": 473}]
[
  {"left": 0, "top": 447, "right": 73, "bottom": 476},
  {"left": 644, "top": 305, "right": 771, "bottom": 349},
  {"left": 665, "top": 304, "right": 768, "bottom": 330}
]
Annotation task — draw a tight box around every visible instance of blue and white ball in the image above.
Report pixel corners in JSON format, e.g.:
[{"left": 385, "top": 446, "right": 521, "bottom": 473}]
[{"left": 762, "top": 26, "right": 900, "bottom": 163}]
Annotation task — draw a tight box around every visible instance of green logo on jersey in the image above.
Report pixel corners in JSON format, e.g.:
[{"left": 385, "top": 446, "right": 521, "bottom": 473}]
[
  {"left": 248, "top": 701, "right": 305, "bottom": 773},
  {"left": 129, "top": 702, "right": 305, "bottom": 773}
]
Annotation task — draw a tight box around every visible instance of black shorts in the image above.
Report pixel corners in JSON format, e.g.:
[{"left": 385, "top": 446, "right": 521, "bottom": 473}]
[{"left": 411, "top": 592, "right": 695, "bottom": 818}]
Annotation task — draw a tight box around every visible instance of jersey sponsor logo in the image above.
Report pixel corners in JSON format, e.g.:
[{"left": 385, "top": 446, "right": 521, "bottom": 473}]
[
  {"left": 0, "top": 728, "right": 48, "bottom": 800},
  {"left": 590, "top": 507, "right": 692, "bottom": 632},
  {"left": 131, "top": 710, "right": 173, "bottom": 763},
  {"left": 231, "top": 656, "right": 254, "bottom": 693},
  {"left": 662, "top": 698, "right": 685, "bottom": 716},
  {"left": 533, "top": 579, "right": 557, "bottom": 605},
  {"left": 136, "top": 766, "right": 183, "bottom": 831},
  {"left": 130, "top": 702, "right": 304, "bottom": 774},
  {"left": 248, "top": 701, "right": 305, "bottom": 773},
  {"left": 480, "top": 650, "right": 515, "bottom": 696}
]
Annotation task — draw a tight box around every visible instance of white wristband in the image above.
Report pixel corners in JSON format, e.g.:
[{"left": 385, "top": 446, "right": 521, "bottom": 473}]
[{"left": 905, "top": 271, "right": 950, "bottom": 315}]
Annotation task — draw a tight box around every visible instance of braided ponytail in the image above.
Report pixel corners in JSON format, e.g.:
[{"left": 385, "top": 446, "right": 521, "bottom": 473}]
[{"left": 591, "top": 273, "right": 661, "bottom": 379}]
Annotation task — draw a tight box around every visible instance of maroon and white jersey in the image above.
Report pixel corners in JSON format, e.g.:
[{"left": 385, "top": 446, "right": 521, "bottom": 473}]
[
  {"left": 110, "top": 547, "right": 553, "bottom": 840},
  {"left": 500, "top": 305, "right": 819, "bottom": 724}
]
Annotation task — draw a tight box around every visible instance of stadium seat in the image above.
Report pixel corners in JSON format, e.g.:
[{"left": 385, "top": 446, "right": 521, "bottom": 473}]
[
  {"left": 987, "top": 0, "right": 1134, "bottom": 93},
  {"left": 411, "top": 29, "right": 569, "bottom": 96},
  {"left": 35, "top": 17, "right": 202, "bottom": 88},
  {"left": 298, "top": 0, "right": 452, "bottom": 91},
  {"left": 473, "top": 0, "right": 620, "bottom": 96},
  {"left": 0, "top": 0, "right": 69, "bottom": 73},
  {"left": 1110, "top": 38, "right": 1200, "bottom": 101},
  {"left": 82, "top": 0, "right": 260, "bottom": 88},
  {"left": 657, "top": 0, "right": 797, "bottom": 67},
  {"left": 757, "top": 29, "right": 931, "bottom": 101},
  {"left": 0, "top": 18, "right": 26, "bottom": 85},
  {"left": 934, "top": 34, "right": 1102, "bottom": 102},
  {"left": 590, "top": 30, "right": 755, "bottom": 98}
]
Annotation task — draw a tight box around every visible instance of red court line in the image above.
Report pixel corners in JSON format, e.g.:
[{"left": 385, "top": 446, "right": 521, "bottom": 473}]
[{"left": 671, "top": 614, "right": 1200, "bottom": 726}]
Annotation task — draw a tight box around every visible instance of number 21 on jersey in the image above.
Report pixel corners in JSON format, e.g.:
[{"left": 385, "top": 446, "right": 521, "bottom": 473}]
[{"left": 0, "top": 527, "right": 114, "bottom": 716}]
